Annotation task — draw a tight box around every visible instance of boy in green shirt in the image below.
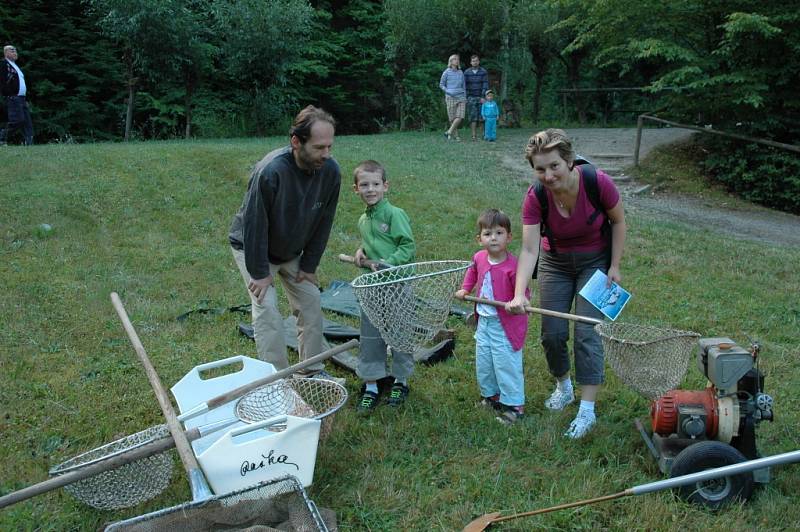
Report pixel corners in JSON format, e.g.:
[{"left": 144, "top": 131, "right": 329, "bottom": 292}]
[{"left": 352, "top": 160, "right": 416, "bottom": 412}]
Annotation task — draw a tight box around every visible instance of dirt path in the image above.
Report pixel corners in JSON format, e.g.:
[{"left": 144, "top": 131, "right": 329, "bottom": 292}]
[{"left": 498, "top": 127, "right": 800, "bottom": 249}]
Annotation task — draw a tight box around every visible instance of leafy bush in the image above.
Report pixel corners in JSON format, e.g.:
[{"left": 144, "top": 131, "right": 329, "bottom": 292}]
[
  {"left": 136, "top": 90, "right": 185, "bottom": 139},
  {"left": 188, "top": 88, "right": 294, "bottom": 139},
  {"left": 190, "top": 90, "right": 250, "bottom": 139},
  {"left": 399, "top": 60, "right": 448, "bottom": 130},
  {"left": 243, "top": 86, "right": 295, "bottom": 137},
  {"left": 702, "top": 138, "right": 800, "bottom": 214}
]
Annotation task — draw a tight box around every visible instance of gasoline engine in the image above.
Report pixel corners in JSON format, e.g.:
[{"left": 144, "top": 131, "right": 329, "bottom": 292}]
[{"left": 639, "top": 337, "right": 774, "bottom": 507}]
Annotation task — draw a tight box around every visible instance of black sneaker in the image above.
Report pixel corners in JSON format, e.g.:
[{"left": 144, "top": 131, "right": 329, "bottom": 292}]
[
  {"left": 357, "top": 390, "right": 379, "bottom": 414},
  {"left": 478, "top": 396, "right": 502, "bottom": 411},
  {"left": 386, "top": 383, "right": 409, "bottom": 407},
  {"left": 496, "top": 405, "right": 524, "bottom": 426}
]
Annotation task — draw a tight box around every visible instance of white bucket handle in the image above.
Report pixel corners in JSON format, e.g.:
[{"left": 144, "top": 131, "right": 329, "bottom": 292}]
[
  {"left": 228, "top": 415, "right": 291, "bottom": 438},
  {"left": 196, "top": 417, "right": 241, "bottom": 437},
  {"left": 189, "top": 355, "right": 258, "bottom": 379}
]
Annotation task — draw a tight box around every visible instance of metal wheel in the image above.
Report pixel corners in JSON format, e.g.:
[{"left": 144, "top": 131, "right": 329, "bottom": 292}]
[{"left": 670, "top": 441, "right": 754, "bottom": 509}]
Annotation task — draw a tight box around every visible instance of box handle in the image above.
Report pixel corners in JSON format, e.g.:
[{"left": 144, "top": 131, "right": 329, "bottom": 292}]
[
  {"left": 189, "top": 355, "right": 265, "bottom": 381},
  {"left": 228, "top": 415, "right": 293, "bottom": 438}
]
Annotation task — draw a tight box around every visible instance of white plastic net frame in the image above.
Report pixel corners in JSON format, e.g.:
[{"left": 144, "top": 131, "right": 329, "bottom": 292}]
[
  {"left": 596, "top": 322, "right": 701, "bottom": 400},
  {"left": 235, "top": 378, "right": 348, "bottom": 440},
  {"left": 350, "top": 260, "right": 471, "bottom": 353},
  {"left": 49, "top": 424, "right": 174, "bottom": 510}
]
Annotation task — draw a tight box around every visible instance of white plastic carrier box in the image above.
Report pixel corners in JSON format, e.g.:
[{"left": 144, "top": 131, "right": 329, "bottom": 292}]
[
  {"left": 196, "top": 414, "right": 321, "bottom": 492},
  {"left": 171, "top": 355, "right": 276, "bottom": 455}
]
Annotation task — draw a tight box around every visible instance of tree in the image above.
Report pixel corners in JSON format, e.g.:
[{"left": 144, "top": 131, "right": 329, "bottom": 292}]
[
  {"left": 1, "top": 0, "right": 123, "bottom": 141},
  {"left": 169, "top": 0, "right": 219, "bottom": 138},
  {"left": 385, "top": 0, "right": 452, "bottom": 129},
  {"left": 212, "top": 0, "right": 314, "bottom": 135},
  {"left": 511, "top": 0, "right": 560, "bottom": 123},
  {"left": 300, "top": 0, "right": 392, "bottom": 133},
  {"left": 88, "top": 0, "right": 187, "bottom": 140},
  {"left": 561, "top": 0, "right": 799, "bottom": 132},
  {"left": 569, "top": 0, "right": 800, "bottom": 211}
]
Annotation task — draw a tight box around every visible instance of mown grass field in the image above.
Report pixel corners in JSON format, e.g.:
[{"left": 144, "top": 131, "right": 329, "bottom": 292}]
[{"left": 1, "top": 129, "right": 799, "bottom": 531}]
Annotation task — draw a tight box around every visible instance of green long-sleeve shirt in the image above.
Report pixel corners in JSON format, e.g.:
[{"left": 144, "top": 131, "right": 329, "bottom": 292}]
[{"left": 358, "top": 198, "right": 415, "bottom": 266}]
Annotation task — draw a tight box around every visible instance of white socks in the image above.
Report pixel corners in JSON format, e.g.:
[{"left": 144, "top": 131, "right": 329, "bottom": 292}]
[
  {"left": 557, "top": 377, "right": 573, "bottom": 394},
  {"left": 365, "top": 382, "right": 379, "bottom": 394}
]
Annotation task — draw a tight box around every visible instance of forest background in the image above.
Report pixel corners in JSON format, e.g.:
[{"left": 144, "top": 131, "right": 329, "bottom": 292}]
[
  {"left": 1, "top": 0, "right": 799, "bottom": 212},
  {"left": 2, "top": 2, "right": 800, "bottom": 529}
]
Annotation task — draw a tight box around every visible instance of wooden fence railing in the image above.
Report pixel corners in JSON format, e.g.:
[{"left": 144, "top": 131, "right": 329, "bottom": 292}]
[
  {"left": 556, "top": 87, "right": 674, "bottom": 124},
  {"left": 634, "top": 114, "right": 800, "bottom": 166}
]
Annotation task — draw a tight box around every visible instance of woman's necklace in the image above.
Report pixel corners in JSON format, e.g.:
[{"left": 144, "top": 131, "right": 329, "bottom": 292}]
[{"left": 556, "top": 170, "right": 578, "bottom": 210}]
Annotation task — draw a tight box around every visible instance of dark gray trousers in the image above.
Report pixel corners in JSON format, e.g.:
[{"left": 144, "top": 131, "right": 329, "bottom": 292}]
[
  {"left": 538, "top": 249, "right": 608, "bottom": 385},
  {"left": 1, "top": 96, "right": 33, "bottom": 145},
  {"left": 357, "top": 309, "right": 414, "bottom": 382}
]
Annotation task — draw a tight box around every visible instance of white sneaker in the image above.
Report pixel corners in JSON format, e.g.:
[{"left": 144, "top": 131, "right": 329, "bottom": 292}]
[
  {"left": 544, "top": 387, "right": 575, "bottom": 411},
  {"left": 564, "top": 410, "right": 596, "bottom": 439}
]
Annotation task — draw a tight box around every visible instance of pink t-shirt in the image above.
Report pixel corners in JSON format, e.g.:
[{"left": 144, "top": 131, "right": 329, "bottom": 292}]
[{"left": 521, "top": 167, "right": 620, "bottom": 253}]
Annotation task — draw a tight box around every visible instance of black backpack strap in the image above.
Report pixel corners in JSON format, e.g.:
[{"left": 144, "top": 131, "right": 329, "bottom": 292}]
[
  {"left": 532, "top": 183, "right": 552, "bottom": 279},
  {"left": 534, "top": 182, "right": 556, "bottom": 253},
  {"left": 578, "top": 164, "right": 612, "bottom": 265},
  {"left": 578, "top": 164, "right": 603, "bottom": 225}
]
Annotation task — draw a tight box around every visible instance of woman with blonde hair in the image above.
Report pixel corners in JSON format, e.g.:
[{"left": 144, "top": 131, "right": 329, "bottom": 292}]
[
  {"left": 506, "top": 128, "right": 627, "bottom": 439},
  {"left": 438, "top": 54, "right": 466, "bottom": 140}
]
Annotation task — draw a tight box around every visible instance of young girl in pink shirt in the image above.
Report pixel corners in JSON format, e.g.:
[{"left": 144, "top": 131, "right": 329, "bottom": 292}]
[{"left": 456, "top": 209, "right": 529, "bottom": 425}]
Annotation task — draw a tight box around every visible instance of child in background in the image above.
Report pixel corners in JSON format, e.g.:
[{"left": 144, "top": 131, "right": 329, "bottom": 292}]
[
  {"left": 352, "top": 160, "right": 416, "bottom": 413},
  {"left": 481, "top": 90, "right": 499, "bottom": 142},
  {"left": 456, "top": 209, "right": 528, "bottom": 424}
]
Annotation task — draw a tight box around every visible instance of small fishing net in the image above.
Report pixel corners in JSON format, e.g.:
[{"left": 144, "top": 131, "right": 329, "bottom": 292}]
[
  {"left": 236, "top": 378, "right": 348, "bottom": 440},
  {"left": 49, "top": 425, "right": 174, "bottom": 510},
  {"left": 597, "top": 322, "right": 700, "bottom": 399},
  {"left": 48, "top": 379, "right": 346, "bottom": 511},
  {"left": 350, "top": 260, "right": 471, "bottom": 353},
  {"left": 105, "top": 474, "right": 330, "bottom": 532}
]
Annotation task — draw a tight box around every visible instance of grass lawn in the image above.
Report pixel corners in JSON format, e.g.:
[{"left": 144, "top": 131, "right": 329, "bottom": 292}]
[{"left": 1, "top": 130, "right": 799, "bottom": 530}]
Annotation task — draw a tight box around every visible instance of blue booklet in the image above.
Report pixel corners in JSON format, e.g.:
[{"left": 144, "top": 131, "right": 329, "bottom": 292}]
[{"left": 578, "top": 270, "right": 632, "bottom": 321}]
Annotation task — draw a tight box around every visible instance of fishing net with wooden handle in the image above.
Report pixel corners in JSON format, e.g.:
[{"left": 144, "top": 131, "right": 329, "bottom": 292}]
[
  {"left": 49, "top": 379, "right": 346, "bottom": 510},
  {"left": 350, "top": 260, "right": 471, "bottom": 353},
  {"left": 48, "top": 425, "right": 174, "bottom": 510},
  {"left": 235, "top": 377, "right": 348, "bottom": 440},
  {"left": 596, "top": 322, "right": 700, "bottom": 399}
]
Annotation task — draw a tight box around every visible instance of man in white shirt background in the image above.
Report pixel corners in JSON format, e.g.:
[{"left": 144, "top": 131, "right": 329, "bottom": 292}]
[{"left": 1, "top": 45, "right": 34, "bottom": 146}]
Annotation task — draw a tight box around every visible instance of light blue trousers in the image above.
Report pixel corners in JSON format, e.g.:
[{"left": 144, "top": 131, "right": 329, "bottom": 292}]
[
  {"left": 483, "top": 117, "right": 497, "bottom": 141},
  {"left": 474, "top": 316, "right": 524, "bottom": 407}
]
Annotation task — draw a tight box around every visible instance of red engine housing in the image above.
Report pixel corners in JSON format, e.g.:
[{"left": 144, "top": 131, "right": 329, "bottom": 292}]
[{"left": 651, "top": 388, "right": 719, "bottom": 438}]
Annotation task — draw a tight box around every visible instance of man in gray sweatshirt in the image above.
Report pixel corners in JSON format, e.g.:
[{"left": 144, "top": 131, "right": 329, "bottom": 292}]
[{"left": 229, "top": 105, "right": 341, "bottom": 376}]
